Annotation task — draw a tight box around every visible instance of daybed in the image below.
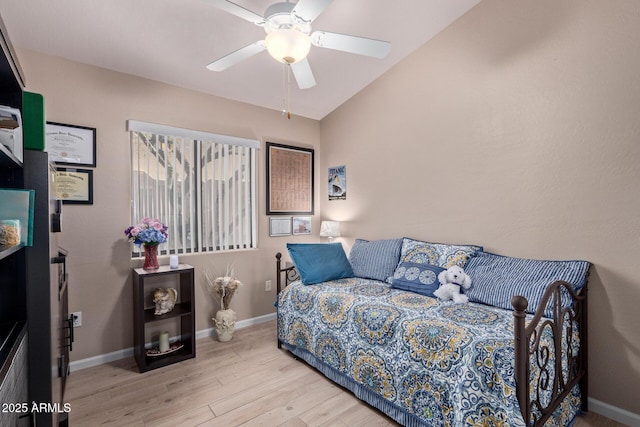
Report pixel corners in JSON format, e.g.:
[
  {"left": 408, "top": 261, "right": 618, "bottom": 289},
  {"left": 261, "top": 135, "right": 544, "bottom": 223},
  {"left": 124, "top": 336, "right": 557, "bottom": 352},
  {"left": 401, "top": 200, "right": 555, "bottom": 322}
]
[{"left": 275, "top": 238, "right": 590, "bottom": 426}]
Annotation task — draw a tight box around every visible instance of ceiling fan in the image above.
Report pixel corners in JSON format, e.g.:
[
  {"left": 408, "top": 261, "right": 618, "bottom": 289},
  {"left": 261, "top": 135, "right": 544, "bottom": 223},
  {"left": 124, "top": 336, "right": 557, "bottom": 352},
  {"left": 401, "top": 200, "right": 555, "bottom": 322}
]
[{"left": 205, "top": 0, "right": 391, "bottom": 89}]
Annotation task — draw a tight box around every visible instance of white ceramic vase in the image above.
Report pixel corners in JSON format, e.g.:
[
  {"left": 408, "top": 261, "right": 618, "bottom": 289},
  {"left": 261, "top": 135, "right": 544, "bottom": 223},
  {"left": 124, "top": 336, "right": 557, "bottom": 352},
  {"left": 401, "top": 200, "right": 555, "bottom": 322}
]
[{"left": 214, "top": 309, "right": 237, "bottom": 342}]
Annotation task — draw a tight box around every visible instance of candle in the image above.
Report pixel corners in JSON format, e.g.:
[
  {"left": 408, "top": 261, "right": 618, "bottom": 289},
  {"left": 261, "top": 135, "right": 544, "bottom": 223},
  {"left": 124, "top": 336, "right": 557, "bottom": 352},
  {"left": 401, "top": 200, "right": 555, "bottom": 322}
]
[
  {"left": 159, "top": 332, "right": 169, "bottom": 353},
  {"left": 169, "top": 255, "right": 179, "bottom": 269}
]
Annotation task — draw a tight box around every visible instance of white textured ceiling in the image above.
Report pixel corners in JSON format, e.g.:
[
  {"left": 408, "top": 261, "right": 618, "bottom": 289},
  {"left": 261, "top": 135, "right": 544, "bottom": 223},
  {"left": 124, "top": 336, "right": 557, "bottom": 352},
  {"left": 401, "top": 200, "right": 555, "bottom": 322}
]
[{"left": 0, "top": 0, "right": 480, "bottom": 120}]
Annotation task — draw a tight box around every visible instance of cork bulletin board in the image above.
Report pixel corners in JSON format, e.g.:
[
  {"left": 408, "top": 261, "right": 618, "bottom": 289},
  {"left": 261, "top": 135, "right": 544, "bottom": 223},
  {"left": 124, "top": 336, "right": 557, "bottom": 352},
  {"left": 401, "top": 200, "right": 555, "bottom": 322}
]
[{"left": 266, "top": 142, "right": 314, "bottom": 215}]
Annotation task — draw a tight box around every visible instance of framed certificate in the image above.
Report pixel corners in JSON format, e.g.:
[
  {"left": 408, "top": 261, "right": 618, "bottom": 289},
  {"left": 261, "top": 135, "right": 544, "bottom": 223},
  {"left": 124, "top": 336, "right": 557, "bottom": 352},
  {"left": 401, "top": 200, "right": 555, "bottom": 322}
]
[
  {"left": 266, "top": 142, "right": 314, "bottom": 215},
  {"left": 55, "top": 168, "right": 93, "bottom": 205},
  {"left": 269, "top": 217, "right": 292, "bottom": 237},
  {"left": 46, "top": 122, "right": 97, "bottom": 167}
]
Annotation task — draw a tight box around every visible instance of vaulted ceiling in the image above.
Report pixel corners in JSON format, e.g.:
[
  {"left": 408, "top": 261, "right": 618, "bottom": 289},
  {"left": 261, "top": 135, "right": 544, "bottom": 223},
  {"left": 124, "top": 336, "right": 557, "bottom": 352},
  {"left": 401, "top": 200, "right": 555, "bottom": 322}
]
[{"left": 0, "top": 0, "right": 480, "bottom": 119}]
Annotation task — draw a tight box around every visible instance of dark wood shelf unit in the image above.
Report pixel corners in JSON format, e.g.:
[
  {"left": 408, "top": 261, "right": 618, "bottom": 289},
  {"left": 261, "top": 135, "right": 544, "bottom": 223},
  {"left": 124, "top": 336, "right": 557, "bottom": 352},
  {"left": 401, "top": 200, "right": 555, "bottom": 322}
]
[
  {"left": 0, "top": 250, "right": 26, "bottom": 325},
  {"left": 139, "top": 338, "right": 195, "bottom": 372},
  {"left": 0, "top": 12, "right": 36, "bottom": 426},
  {"left": 0, "top": 244, "right": 22, "bottom": 262},
  {"left": 0, "top": 143, "right": 22, "bottom": 168},
  {"left": 0, "top": 9, "right": 27, "bottom": 391},
  {"left": 143, "top": 301, "right": 192, "bottom": 323},
  {"left": 2, "top": 13, "right": 66, "bottom": 426},
  {"left": 133, "top": 264, "right": 196, "bottom": 373},
  {"left": 0, "top": 320, "right": 26, "bottom": 380}
]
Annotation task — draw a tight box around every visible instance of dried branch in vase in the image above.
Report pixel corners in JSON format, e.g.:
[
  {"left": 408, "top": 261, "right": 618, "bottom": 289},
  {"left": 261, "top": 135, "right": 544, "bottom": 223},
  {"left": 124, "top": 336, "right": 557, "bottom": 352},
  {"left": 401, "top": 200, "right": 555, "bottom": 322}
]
[{"left": 204, "top": 264, "right": 243, "bottom": 311}]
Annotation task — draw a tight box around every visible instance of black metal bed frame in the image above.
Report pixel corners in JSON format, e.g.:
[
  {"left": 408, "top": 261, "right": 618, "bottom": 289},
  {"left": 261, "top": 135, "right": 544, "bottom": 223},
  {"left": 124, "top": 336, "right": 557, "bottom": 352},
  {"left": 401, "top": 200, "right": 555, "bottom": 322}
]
[
  {"left": 275, "top": 253, "right": 299, "bottom": 350},
  {"left": 275, "top": 252, "right": 589, "bottom": 426},
  {"left": 512, "top": 280, "right": 588, "bottom": 425}
]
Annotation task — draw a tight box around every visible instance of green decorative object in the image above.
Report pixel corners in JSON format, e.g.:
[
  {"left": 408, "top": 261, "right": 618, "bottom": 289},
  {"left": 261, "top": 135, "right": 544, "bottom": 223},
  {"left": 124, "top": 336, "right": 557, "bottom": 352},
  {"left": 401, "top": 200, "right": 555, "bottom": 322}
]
[{"left": 22, "top": 91, "right": 45, "bottom": 151}]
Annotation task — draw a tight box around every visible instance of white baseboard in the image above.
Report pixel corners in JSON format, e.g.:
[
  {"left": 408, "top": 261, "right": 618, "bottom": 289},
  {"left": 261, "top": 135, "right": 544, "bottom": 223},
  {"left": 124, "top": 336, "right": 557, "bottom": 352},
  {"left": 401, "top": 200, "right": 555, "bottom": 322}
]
[
  {"left": 195, "top": 312, "right": 276, "bottom": 340},
  {"left": 589, "top": 397, "right": 640, "bottom": 427},
  {"left": 69, "top": 312, "right": 276, "bottom": 373}
]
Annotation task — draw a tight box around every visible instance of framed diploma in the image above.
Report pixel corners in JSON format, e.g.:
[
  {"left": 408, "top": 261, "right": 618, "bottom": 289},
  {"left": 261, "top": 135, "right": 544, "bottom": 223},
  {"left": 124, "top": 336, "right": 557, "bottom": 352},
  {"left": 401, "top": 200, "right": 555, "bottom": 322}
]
[
  {"left": 46, "top": 122, "right": 97, "bottom": 167},
  {"left": 55, "top": 168, "right": 94, "bottom": 205},
  {"left": 266, "top": 142, "right": 314, "bottom": 215}
]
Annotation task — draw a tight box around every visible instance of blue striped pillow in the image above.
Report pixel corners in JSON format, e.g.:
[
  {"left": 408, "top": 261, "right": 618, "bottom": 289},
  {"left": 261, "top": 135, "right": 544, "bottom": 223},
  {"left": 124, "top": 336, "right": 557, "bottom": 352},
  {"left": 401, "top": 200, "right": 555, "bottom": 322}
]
[
  {"left": 348, "top": 238, "right": 403, "bottom": 282},
  {"left": 464, "top": 251, "right": 590, "bottom": 317}
]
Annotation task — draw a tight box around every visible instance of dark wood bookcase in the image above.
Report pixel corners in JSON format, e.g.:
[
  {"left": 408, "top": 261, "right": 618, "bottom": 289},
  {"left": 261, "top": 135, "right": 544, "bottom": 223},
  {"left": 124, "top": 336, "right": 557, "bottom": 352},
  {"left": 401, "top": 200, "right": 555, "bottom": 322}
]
[
  {"left": 0, "top": 13, "right": 28, "bottom": 427},
  {"left": 1, "top": 17, "right": 65, "bottom": 423},
  {"left": 132, "top": 264, "right": 196, "bottom": 372}
]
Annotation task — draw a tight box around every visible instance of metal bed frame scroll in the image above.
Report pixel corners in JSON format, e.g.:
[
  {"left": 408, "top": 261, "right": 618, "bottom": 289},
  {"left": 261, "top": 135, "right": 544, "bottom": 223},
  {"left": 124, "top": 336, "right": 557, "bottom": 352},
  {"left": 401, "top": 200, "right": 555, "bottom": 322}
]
[
  {"left": 512, "top": 279, "right": 589, "bottom": 426},
  {"left": 276, "top": 252, "right": 589, "bottom": 425},
  {"left": 276, "top": 252, "right": 299, "bottom": 349}
]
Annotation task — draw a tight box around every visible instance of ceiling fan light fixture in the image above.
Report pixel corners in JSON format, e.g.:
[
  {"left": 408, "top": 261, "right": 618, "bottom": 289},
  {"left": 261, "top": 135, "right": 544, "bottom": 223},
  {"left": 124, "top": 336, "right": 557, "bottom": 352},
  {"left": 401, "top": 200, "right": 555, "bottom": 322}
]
[{"left": 265, "top": 29, "right": 311, "bottom": 64}]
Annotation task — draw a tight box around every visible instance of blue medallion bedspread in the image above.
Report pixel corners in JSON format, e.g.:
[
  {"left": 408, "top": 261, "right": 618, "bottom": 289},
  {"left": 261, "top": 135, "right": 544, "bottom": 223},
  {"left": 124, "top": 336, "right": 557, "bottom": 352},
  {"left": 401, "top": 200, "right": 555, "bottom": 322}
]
[{"left": 277, "top": 277, "right": 581, "bottom": 427}]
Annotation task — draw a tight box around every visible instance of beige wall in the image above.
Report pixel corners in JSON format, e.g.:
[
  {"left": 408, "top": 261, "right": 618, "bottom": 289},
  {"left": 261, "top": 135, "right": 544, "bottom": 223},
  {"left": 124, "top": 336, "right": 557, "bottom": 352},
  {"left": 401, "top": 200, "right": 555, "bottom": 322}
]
[
  {"left": 17, "top": 48, "right": 321, "bottom": 361},
  {"left": 320, "top": 0, "right": 640, "bottom": 416},
  {"left": 15, "top": 0, "right": 640, "bottom": 417}
]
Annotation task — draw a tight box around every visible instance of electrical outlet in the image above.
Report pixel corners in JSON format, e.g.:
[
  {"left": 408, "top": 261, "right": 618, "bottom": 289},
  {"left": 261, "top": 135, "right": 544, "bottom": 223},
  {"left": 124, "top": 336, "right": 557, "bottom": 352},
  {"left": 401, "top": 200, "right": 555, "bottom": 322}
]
[
  {"left": 265, "top": 280, "right": 272, "bottom": 292},
  {"left": 72, "top": 312, "right": 82, "bottom": 327}
]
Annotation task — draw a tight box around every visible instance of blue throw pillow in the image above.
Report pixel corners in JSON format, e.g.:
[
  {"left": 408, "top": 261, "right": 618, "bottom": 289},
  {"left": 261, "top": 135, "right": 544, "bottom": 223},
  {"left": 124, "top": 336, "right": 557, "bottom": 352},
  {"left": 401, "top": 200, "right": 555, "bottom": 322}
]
[
  {"left": 287, "top": 243, "right": 354, "bottom": 285},
  {"left": 464, "top": 251, "right": 591, "bottom": 317},
  {"left": 348, "top": 238, "right": 403, "bottom": 282},
  {"left": 391, "top": 262, "right": 445, "bottom": 297}
]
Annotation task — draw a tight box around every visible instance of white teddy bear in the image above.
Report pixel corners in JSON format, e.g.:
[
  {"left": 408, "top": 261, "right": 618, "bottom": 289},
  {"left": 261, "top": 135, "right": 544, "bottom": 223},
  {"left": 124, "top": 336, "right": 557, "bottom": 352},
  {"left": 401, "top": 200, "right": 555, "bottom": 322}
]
[{"left": 434, "top": 265, "right": 472, "bottom": 304}]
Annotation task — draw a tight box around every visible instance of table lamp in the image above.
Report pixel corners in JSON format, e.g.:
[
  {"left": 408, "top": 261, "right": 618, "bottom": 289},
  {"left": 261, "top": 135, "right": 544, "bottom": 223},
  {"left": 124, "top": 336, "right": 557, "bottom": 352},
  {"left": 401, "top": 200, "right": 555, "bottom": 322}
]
[{"left": 319, "top": 221, "right": 341, "bottom": 241}]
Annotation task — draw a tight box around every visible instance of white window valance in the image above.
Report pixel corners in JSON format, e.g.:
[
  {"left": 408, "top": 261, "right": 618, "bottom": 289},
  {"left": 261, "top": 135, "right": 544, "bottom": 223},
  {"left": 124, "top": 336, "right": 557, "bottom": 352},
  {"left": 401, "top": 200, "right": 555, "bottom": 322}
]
[{"left": 127, "top": 120, "right": 260, "bottom": 149}]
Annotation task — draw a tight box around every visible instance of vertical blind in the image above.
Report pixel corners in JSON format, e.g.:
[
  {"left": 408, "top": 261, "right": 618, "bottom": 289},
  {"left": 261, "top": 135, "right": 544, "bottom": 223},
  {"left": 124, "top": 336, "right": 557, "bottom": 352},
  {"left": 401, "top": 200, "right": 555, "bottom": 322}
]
[{"left": 128, "top": 120, "right": 259, "bottom": 255}]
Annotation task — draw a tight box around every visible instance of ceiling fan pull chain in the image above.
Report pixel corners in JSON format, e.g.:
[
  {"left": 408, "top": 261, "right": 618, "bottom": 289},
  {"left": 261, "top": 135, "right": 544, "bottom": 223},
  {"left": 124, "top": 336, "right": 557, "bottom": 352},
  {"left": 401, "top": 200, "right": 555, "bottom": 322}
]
[
  {"left": 282, "top": 62, "right": 287, "bottom": 117},
  {"left": 287, "top": 64, "right": 292, "bottom": 119},
  {"left": 281, "top": 61, "right": 292, "bottom": 119}
]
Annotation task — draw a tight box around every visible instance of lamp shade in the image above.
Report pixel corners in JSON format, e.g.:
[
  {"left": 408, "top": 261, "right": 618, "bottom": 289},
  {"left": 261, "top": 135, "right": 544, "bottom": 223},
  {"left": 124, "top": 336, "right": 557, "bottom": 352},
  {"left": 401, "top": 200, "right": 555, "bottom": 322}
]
[
  {"left": 319, "top": 221, "right": 341, "bottom": 238},
  {"left": 265, "top": 29, "right": 311, "bottom": 64}
]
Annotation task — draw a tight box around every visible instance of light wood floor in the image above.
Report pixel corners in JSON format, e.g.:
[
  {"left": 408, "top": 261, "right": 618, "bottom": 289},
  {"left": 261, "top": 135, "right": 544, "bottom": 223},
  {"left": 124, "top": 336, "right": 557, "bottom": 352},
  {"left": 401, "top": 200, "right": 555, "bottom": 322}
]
[{"left": 66, "top": 320, "right": 626, "bottom": 426}]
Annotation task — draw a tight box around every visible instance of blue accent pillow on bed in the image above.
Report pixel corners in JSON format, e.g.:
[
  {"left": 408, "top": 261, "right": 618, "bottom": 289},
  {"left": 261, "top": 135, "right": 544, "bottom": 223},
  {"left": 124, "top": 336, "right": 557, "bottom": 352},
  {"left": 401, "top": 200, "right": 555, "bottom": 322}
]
[
  {"left": 391, "top": 262, "right": 445, "bottom": 297},
  {"left": 287, "top": 243, "right": 354, "bottom": 285},
  {"left": 464, "top": 251, "right": 591, "bottom": 317},
  {"left": 348, "top": 238, "right": 403, "bottom": 282}
]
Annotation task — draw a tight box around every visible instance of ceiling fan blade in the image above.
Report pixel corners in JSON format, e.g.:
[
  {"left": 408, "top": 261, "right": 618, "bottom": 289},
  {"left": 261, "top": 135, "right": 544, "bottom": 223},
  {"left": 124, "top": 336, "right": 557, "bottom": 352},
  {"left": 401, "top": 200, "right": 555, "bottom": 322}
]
[
  {"left": 206, "top": 40, "right": 266, "bottom": 71},
  {"left": 311, "top": 31, "right": 391, "bottom": 59},
  {"left": 291, "top": 0, "right": 333, "bottom": 24},
  {"left": 290, "top": 58, "right": 316, "bottom": 89},
  {"left": 203, "top": 0, "right": 265, "bottom": 26}
]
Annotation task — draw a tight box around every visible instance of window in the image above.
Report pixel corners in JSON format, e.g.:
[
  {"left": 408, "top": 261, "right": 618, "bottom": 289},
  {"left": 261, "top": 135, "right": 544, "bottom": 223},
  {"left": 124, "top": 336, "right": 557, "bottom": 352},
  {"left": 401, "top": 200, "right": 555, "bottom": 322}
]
[{"left": 128, "top": 120, "right": 258, "bottom": 256}]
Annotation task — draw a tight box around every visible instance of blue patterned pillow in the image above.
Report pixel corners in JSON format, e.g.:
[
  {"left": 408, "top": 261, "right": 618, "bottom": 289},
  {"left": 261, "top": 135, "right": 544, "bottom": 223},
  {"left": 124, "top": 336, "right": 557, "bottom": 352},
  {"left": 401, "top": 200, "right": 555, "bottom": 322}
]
[
  {"left": 398, "top": 237, "right": 482, "bottom": 269},
  {"left": 464, "top": 251, "right": 591, "bottom": 317},
  {"left": 391, "top": 262, "right": 444, "bottom": 297},
  {"left": 287, "top": 243, "right": 354, "bottom": 285},
  {"left": 348, "top": 238, "right": 403, "bottom": 282}
]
